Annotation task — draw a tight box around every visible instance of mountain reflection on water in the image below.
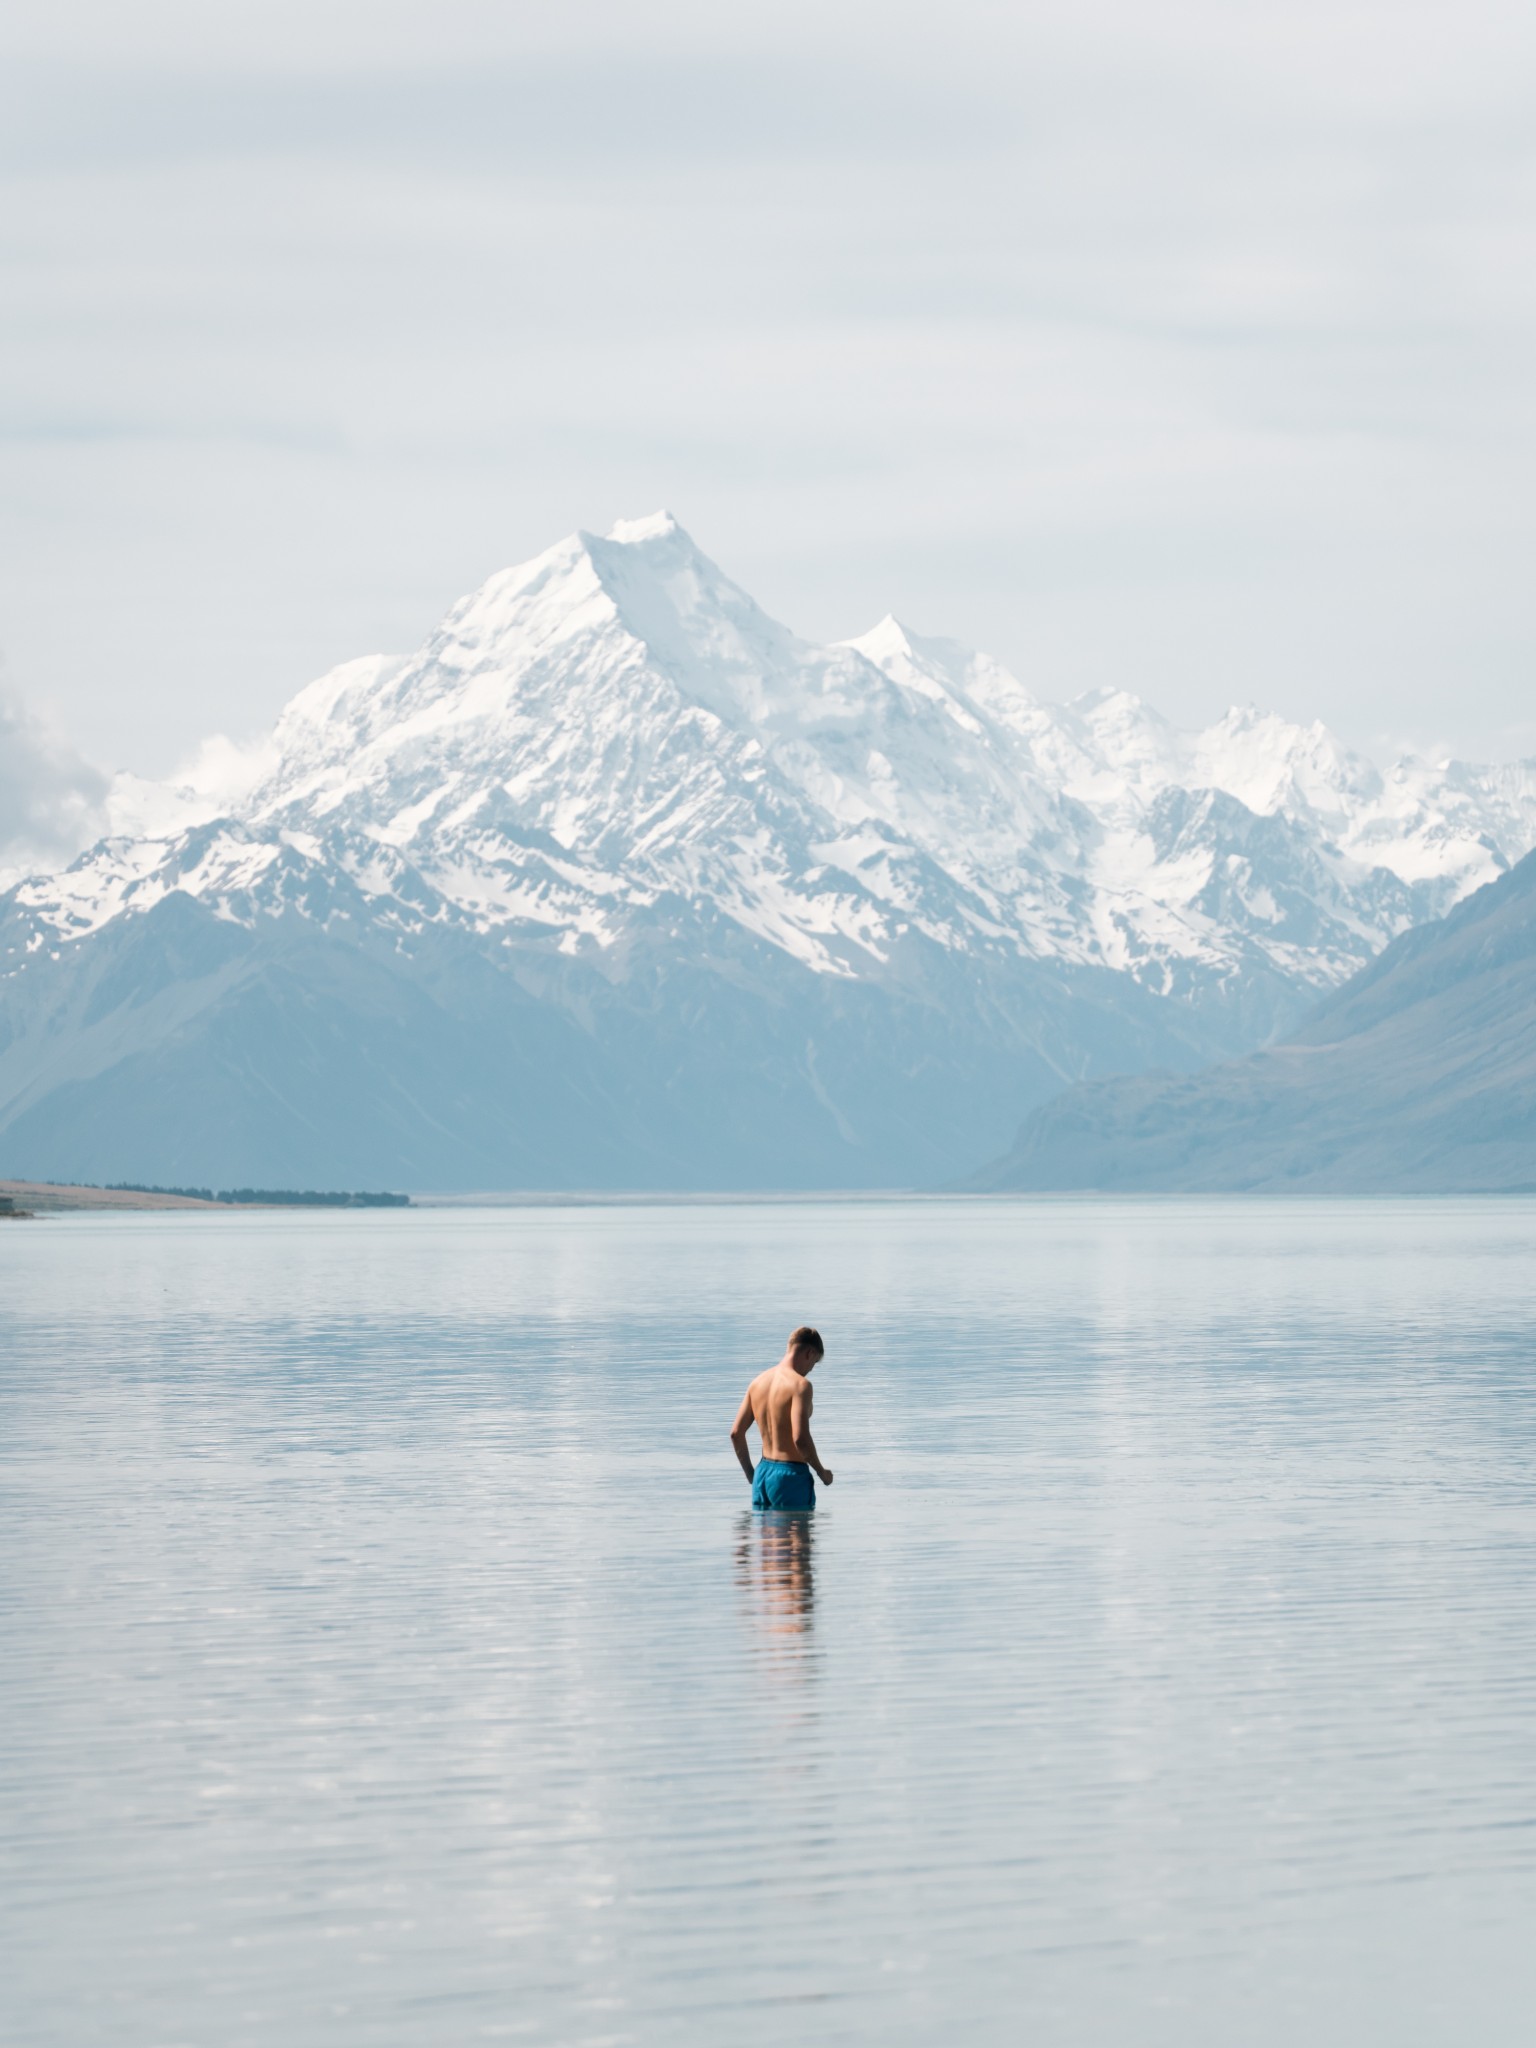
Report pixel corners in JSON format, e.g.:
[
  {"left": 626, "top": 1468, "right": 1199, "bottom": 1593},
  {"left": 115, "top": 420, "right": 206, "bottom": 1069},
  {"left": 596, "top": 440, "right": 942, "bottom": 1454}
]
[{"left": 5, "top": 1198, "right": 1536, "bottom": 2047}]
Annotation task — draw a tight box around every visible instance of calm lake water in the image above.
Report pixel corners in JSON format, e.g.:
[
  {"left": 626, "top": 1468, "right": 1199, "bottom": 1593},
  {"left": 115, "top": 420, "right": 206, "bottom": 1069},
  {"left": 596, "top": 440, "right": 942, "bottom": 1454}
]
[{"left": 3, "top": 1199, "right": 1535, "bottom": 2046}]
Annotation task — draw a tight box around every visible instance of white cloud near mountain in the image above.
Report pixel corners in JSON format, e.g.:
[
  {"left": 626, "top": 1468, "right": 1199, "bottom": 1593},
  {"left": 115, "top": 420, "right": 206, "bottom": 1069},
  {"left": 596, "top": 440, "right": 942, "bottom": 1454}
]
[{"left": 0, "top": 695, "right": 106, "bottom": 891}]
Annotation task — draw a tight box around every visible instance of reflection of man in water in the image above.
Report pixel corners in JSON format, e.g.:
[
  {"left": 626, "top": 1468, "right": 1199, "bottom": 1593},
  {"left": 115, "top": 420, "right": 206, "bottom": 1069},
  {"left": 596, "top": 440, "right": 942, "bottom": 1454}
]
[
  {"left": 729, "top": 1325, "right": 834, "bottom": 1511},
  {"left": 737, "top": 1510, "right": 817, "bottom": 1662}
]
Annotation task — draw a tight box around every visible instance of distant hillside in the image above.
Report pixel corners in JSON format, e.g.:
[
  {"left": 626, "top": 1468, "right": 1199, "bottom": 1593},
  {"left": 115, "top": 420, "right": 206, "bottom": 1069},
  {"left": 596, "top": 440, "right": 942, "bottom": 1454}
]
[{"left": 973, "top": 847, "right": 1536, "bottom": 1193}]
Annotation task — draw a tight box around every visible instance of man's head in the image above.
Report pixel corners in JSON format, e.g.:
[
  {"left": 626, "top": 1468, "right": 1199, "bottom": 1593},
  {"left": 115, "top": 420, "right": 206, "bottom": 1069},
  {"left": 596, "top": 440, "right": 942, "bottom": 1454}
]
[{"left": 788, "top": 1325, "right": 824, "bottom": 1372}]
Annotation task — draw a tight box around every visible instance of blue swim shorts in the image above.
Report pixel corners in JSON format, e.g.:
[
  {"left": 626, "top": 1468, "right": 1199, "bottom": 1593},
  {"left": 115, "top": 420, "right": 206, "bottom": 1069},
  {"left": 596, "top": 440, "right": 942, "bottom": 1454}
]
[{"left": 752, "top": 1458, "right": 816, "bottom": 1512}]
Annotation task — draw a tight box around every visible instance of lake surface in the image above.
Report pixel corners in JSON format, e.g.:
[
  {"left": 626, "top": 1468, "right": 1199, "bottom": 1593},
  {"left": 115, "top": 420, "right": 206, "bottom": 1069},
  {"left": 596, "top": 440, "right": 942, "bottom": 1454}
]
[{"left": 3, "top": 1199, "right": 1536, "bottom": 2046}]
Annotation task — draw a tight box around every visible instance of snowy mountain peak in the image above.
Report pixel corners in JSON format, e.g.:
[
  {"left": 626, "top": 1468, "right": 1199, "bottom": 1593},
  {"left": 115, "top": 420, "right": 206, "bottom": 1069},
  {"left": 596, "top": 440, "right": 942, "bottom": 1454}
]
[
  {"left": 844, "top": 615, "right": 1036, "bottom": 736},
  {"left": 605, "top": 509, "right": 683, "bottom": 543},
  {"left": 1191, "top": 704, "right": 1382, "bottom": 822},
  {"left": 579, "top": 515, "right": 813, "bottom": 730},
  {"left": 844, "top": 613, "right": 917, "bottom": 662},
  {"left": 8, "top": 513, "right": 1536, "bottom": 1023}
]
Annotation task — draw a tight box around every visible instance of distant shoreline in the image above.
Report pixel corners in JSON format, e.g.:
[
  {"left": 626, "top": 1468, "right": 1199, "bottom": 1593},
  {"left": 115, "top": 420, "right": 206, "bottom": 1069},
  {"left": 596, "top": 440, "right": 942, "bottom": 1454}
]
[
  {"left": 0, "top": 1181, "right": 411, "bottom": 1214},
  {"left": 6, "top": 1181, "right": 1535, "bottom": 1217},
  {"left": 1, "top": 1180, "right": 234, "bottom": 1213},
  {"left": 409, "top": 1187, "right": 1536, "bottom": 1206}
]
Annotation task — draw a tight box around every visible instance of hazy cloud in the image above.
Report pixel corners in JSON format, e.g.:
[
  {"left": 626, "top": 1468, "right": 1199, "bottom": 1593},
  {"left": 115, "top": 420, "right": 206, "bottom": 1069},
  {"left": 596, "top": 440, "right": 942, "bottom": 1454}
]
[
  {"left": 0, "top": 690, "right": 107, "bottom": 886},
  {"left": 2, "top": 0, "right": 1535, "bottom": 775}
]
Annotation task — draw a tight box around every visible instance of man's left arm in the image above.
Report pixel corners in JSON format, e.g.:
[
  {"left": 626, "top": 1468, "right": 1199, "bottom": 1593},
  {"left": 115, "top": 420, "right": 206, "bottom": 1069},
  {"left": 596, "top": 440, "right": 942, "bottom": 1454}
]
[{"left": 790, "top": 1384, "right": 833, "bottom": 1485}]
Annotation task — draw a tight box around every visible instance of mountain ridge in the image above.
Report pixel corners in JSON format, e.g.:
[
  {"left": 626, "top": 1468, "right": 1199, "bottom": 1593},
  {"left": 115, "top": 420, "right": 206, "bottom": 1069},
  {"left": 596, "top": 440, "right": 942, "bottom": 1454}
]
[{"left": 3, "top": 513, "right": 1534, "bottom": 1188}]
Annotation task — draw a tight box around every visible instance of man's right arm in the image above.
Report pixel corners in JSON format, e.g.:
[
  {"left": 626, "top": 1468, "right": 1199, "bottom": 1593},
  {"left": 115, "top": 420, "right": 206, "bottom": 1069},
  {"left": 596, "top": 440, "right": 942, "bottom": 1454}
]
[{"left": 729, "top": 1387, "right": 756, "bottom": 1483}]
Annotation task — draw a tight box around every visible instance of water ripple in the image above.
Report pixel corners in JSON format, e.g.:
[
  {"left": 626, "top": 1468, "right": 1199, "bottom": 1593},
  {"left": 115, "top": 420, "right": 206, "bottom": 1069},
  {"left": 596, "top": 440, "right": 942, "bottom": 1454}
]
[{"left": 3, "top": 1200, "right": 1536, "bottom": 2045}]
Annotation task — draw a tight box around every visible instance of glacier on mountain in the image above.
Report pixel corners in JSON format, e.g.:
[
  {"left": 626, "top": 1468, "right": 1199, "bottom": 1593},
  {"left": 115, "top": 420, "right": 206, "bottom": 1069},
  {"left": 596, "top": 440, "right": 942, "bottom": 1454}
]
[{"left": 2, "top": 513, "right": 1534, "bottom": 1189}]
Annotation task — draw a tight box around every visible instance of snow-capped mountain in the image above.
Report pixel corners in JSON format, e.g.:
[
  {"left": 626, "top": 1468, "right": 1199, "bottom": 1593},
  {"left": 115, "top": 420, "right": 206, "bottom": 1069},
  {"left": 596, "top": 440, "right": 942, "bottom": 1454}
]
[{"left": 2, "top": 513, "right": 1533, "bottom": 1190}]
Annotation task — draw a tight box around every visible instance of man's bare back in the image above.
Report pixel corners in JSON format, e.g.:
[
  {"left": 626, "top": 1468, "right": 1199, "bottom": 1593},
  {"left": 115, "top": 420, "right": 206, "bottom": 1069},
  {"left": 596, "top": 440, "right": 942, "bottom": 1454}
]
[{"left": 730, "top": 1326, "right": 833, "bottom": 1510}]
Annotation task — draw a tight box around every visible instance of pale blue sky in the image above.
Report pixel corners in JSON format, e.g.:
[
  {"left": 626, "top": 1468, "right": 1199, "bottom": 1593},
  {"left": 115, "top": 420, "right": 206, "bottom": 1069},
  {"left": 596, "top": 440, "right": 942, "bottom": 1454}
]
[{"left": 3, "top": 0, "right": 1535, "bottom": 806}]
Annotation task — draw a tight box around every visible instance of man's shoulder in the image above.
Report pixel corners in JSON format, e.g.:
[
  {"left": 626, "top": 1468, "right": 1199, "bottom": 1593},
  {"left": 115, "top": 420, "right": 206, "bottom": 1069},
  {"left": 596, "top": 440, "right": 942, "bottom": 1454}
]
[{"left": 751, "top": 1363, "right": 801, "bottom": 1396}]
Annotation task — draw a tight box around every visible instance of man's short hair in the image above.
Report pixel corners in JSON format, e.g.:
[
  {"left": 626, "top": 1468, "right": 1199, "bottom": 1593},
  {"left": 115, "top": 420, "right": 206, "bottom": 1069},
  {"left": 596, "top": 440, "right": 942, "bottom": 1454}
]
[{"left": 789, "top": 1324, "right": 824, "bottom": 1359}]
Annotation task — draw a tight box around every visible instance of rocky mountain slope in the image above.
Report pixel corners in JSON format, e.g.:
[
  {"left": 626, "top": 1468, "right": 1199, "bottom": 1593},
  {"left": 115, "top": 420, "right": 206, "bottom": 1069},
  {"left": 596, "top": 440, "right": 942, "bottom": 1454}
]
[
  {"left": 974, "top": 848, "right": 1536, "bottom": 1192},
  {"left": 3, "top": 513, "right": 1534, "bottom": 1188}
]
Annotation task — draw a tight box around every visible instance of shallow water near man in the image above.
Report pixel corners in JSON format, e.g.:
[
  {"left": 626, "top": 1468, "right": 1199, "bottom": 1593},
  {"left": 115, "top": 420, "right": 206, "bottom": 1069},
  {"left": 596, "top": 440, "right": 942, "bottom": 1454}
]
[{"left": 730, "top": 1325, "right": 834, "bottom": 1511}]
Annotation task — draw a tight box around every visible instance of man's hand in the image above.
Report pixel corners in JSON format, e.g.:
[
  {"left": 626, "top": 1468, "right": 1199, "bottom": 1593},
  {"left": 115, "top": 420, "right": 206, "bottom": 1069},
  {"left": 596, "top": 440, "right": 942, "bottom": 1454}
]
[{"left": 819, "top": 1468, "right": 833, "bottom": 1486}]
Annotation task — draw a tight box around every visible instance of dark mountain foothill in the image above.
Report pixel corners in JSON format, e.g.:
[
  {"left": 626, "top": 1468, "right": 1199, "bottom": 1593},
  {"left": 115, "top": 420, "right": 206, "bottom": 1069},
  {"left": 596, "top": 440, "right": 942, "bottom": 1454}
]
[{"left": 973, "top": 847, "right": 1536, "bottom": 1193}]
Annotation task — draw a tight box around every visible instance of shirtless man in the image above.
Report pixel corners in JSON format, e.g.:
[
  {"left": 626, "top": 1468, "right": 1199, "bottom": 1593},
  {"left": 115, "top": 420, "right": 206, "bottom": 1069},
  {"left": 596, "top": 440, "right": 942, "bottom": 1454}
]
[{"left": 730, "top": 1325, "right": 834, "bottom": 1511}]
